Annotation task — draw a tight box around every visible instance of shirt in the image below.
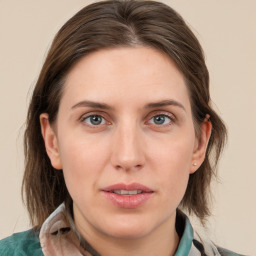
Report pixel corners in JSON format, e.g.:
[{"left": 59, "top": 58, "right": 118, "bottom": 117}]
[{"left": 0, "top": 203, "right": 246, "bottom": 256}]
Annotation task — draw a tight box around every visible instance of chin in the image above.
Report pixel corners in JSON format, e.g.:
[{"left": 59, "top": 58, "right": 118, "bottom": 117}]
[
  {"left": 100, "top": 215, "right": 156, "bottom": 239},
  {"left": 107, "top": 226, "right": 150, "bottom": 240}
]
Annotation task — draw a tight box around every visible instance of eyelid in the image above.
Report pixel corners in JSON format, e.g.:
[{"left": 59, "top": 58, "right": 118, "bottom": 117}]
[
  {"left": 79, "top": 111, "right": 112, "bottom": 126},
  {"left": 78, "top": 110, "right": 176, "bottom": 127},
  {"left": 146, "top": 110, "right": 176, "bottom": 121},
  {"left": 84, "top": 115, "right": 106, "bottom": 125},
  {"left": 145, "top": 111, "right": 176, "bottom": 126}
]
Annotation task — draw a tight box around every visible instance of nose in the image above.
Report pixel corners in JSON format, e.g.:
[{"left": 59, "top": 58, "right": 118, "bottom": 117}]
[{"left": 111, "top": 122, "right": 145, "bottom": 172}]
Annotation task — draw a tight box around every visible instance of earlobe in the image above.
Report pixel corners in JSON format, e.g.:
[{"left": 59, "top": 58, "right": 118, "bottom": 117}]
[
  {"left": 190, "top": 115, "right": 212, "bottom": 174},
  {"left": 40, "top": 113, "right": 62, "bottom": 170}
]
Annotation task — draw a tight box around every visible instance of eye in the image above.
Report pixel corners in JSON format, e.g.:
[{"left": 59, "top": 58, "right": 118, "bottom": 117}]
[
  {"left": 82, "top": 115, "right": 106, "bottom": 126},
  {"left": 148, "top": 115, "right": 172, "bottom": 125}
]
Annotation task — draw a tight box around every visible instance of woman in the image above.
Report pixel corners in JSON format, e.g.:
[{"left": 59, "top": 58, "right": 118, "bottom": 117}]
[{"left": 0, "top": 0, "right": 246, "bottom": 255}]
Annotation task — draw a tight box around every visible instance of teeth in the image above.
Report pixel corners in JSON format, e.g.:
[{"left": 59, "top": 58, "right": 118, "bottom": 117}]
[{"left": 112, "top": 190, "right": 143, "bottom": 195}]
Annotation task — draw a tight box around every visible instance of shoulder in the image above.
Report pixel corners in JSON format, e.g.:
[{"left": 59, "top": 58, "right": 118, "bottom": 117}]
[
  {"left": 192, "top": 237, "right": 247, "bottom": 256},
  {"left": 193, "top": 228, "right": 247, "bottom": 256},
  {"left": 0, "top": 229, "right": 43, "bottom": 256},
  {"left": 217, "top": 246, "right": 248, "bottom": 256}
]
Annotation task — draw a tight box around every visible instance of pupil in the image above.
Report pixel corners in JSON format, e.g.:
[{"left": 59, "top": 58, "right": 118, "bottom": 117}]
[
  {"left": 154, "top": 116, "right": 165, "bottom": 125},
  {"left": 90, "top": 115, "right": 102, "bottom": 125}
]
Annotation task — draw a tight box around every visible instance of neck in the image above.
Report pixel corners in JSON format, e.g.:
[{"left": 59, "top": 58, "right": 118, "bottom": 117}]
[{"left": 75, "top": 213, "right": 180, "bottom": 256}]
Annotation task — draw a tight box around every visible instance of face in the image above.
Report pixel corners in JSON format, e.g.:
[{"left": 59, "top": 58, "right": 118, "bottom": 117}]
[{"left": 41, "top": 47, "right": 209, "bottom": 242}]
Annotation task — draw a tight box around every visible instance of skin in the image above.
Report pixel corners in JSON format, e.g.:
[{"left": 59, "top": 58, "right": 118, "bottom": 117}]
[{"left": 40, "top": 47, "right": 212, "bottom": 256}]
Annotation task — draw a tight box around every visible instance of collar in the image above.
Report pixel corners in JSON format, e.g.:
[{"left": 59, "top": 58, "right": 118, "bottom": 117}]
[{"left": 39, "top": 203, "right": 220, "bottom": 256}]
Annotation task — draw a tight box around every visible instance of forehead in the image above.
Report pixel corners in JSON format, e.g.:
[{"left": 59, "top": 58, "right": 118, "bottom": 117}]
[{"left": 61, "top": 46, "right": 190, "bottom": 109}]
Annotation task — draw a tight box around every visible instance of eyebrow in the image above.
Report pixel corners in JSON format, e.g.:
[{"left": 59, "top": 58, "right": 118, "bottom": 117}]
[
  {"left": 145, "top": 99, "right": 186, "bottom": 112},
  {"left": 71, "top": 99, "right": 186, "bottom": 112},
  {"left": 71, "top": 100, "right": 114, "bottom": 110}
]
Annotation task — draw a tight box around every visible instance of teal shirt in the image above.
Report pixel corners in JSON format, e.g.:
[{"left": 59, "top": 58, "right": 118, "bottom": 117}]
[
  {"left": 0, "top": 208, "right": 246, "bottom": 256},
  {"left": 0, "top": 226, "right": 245, "bottom": 256},
  {"left": 0, "top": 229, "right": 43, "bottom": 256}
]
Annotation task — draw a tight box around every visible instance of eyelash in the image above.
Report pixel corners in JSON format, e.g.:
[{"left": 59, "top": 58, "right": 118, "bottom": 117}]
[
  {"left": 147, "top": 114, "right": 173, "bottom": 126},
  {"left": 79, "top": 112, "right": 175, "bottom": 128},
  {"left": 80, "top": 114, "right": 109, "bottom": 127}
]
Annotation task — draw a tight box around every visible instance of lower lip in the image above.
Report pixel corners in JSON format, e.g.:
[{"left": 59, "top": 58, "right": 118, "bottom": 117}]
[{"left": 102, "top": 191, "right": 153, "bottom": 209}]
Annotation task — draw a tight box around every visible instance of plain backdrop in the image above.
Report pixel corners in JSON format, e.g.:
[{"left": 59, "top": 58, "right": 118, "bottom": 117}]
[{"left": 0, "top": 0, "right": 255, "bottom": 255}]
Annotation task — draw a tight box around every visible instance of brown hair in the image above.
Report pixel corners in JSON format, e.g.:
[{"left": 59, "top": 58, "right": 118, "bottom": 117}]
[{"left": 22, "top": 0, "right": 227, "bottom": 227}]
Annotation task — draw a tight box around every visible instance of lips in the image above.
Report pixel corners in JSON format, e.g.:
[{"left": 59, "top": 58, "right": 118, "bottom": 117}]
[{"left": 101, "top": 183, "right": 154, "bottom": 209}]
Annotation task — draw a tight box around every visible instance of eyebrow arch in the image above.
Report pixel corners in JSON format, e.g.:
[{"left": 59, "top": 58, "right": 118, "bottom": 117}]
[
  {"left": 71, "top": 100, "right": 114, "bottom": 110},
  {"left": 145, "top": 99, "right": 186, "bottom": 112}
]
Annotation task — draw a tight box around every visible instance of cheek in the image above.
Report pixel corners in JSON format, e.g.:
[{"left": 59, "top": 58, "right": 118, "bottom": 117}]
[
  {"left": 148, "top": 135, "right": 195, "bottom": 201},
  {"left": 57, "top": 135, "right": 109, "bottom": 199},
  {"left": 149, "top": 132, "right": 195, "bottom": 172},
  {"left": 58, "top": 130, "right": 109, "bottom": 171}
]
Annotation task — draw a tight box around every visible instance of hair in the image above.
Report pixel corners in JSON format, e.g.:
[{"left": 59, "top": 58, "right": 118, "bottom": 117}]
[{"left": 22, "top": 0, "right": 227, "bottom": 228}]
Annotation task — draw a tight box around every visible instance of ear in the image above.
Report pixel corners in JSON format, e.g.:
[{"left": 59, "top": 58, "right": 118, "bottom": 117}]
[
  {"left": 190, "top": 115, "right": 212, "bottom": 174},
  {"left": 40, "top": 113, "right": 62, "bottom": 170}
]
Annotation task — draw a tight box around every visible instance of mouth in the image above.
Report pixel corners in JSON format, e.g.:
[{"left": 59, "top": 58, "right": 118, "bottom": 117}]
[
  {"left": 101, "top": 183, "right": 154, "bottom": 209},
  {"left": 102, "top": 183, "right": 154, "bottom": 195},
  {"left": 109, "top": 189, "right": 143, "bottom": 195}
]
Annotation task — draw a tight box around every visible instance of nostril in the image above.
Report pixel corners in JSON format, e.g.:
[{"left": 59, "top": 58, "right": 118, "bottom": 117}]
[
  {"left": 115, "top": 164, "right": 143, "bottom": 171},
  {"left": 116, "top": 165, "right": 122, "bottom": 170}
]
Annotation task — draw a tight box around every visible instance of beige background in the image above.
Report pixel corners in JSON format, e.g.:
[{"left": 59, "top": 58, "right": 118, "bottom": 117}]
[{"left": 0, "top": 0, "right": 255, "bottom": 255}]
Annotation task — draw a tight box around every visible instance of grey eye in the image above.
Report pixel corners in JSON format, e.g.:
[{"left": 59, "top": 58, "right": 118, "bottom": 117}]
[
  {"left": 84, "top": 115, "right": 105, "bottom": 125},
  {"left": 149, "top": 115, "right": 171, "bottom": 125}
]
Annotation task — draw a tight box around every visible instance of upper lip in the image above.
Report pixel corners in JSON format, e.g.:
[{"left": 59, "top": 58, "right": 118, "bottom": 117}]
[{"left": 102, "top": 183, "right": 154, "bottom": 193}]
